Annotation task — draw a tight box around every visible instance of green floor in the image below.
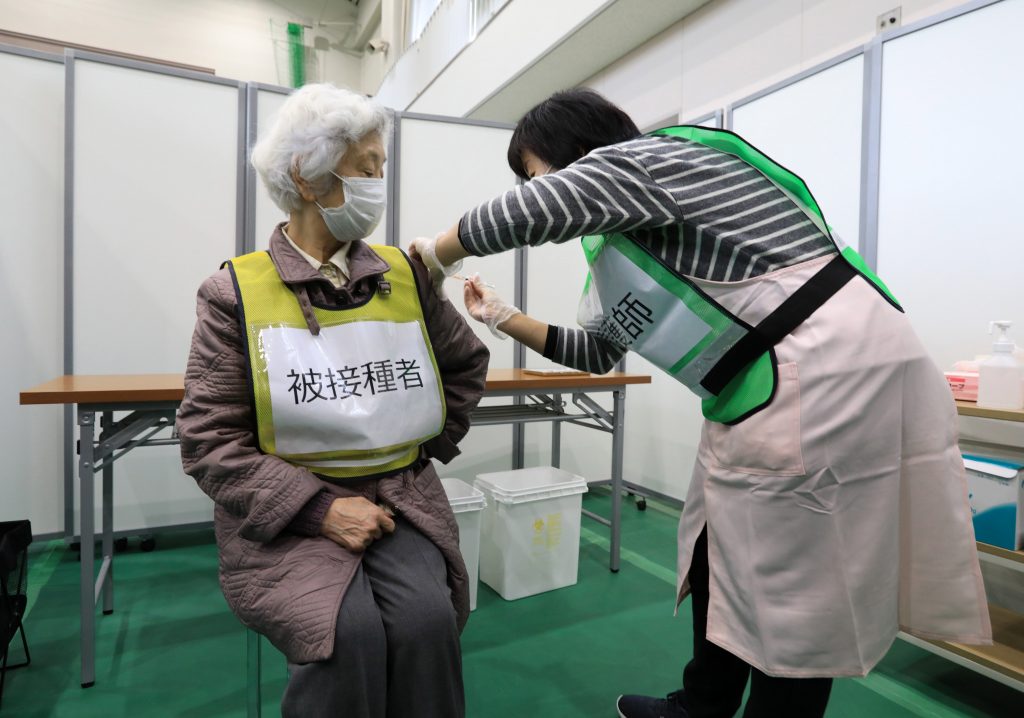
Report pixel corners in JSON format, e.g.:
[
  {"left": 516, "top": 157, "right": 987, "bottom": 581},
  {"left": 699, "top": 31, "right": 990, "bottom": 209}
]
[{"left": 4, "top": 492, "right": 1021, "bottom": 717}]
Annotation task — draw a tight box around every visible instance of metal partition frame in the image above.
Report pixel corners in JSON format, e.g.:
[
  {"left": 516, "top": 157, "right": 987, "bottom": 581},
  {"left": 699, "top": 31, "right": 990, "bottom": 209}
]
[
  {"left": 0, "top": 43, "right": 67, "bottom": 541},
  {"left": 62, "top": 49, "right": 247, "bottom": 540},
  {"left": 724, "top": 45, "right": 864, "bottom": 131},
  {"left": 245, "top": 81, "right": 292, "bottom": 254},
  {"left": 861, "top": 0, "right": 1005, "bottom": 270},
  {"left": 58, "top": 47, "right": 246, "bottom": 688},
  {"left": 680, "top": 109, "right": 723, "bottom": 128},
  {"left": 719, "top": 0, "right": 1006, "bottom": 273},
  {"left": 858, "top": 38, "right": 883, "bottom": 270},
  {"left": 385, "top": 109, "right": 402, "bottom": 247},
  {"left": 882, "top": 0, "right": 1003, "bottom": 41}
]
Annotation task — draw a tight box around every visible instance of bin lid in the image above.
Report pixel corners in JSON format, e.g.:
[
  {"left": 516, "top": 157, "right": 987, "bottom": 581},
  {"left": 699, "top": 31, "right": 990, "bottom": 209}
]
[
  {"left": 474, "top": 466, "right": 589, "bottom": 505},
  {"left": 440, "top": 478, "right": 487, "bottom": 512},
  {"left": 963, "top": 454, "right": 1023, "bottom": 479}
]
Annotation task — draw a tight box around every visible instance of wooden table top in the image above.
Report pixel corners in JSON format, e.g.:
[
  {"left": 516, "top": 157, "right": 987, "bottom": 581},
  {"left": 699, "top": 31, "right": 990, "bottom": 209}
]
[
  {"left": 956, "top": 400, "right": 1024, "bottom": 423},
  {"left": 19, "top": 374, "right": 186, "bottom": 405},
  {"left": 20, "top": 370, "right": 652, "bottom": 406},
  {"left": 482, "top": 369, "right": 651, "bottom": 391}
]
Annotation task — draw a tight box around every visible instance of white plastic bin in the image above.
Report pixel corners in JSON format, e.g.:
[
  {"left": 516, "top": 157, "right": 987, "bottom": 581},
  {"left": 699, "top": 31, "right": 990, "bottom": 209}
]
[
  {"left": 474, "top": 467, "right": 589, "bottom": 600},
  {"left": 441, "top": 478, "right": 487, "bottom": 611}
]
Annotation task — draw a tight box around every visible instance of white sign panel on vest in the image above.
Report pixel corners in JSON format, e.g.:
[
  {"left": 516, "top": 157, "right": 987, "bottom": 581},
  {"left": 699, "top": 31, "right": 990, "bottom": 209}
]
[
  {"left": 262, "top": 320, "right": 442, "bottom": 456},
  {"left": 583, "top": 244, "right": 713, "bottom": 374}
]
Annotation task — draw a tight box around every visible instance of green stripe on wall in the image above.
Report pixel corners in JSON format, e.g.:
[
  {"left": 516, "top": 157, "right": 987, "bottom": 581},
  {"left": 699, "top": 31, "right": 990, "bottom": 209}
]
[{"left": 287, "top": 22, "right": 305, "bottom": 88}]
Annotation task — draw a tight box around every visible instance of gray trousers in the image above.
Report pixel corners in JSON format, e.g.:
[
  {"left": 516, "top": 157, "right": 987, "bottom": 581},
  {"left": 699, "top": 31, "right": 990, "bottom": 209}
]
[{"left": 281, "top": 517, "right": 464, "bottom": 718}]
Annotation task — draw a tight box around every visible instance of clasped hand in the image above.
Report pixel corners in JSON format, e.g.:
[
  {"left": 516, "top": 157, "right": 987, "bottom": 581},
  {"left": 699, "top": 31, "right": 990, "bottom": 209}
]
[{"left": 320, "top": 496, "right": 395, "bottom": 551}]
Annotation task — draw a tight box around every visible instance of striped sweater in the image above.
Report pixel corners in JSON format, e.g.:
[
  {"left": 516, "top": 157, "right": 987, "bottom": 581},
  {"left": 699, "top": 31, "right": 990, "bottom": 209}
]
[{"left": 458, "top": 134, "right": 838, "bottom": 373}]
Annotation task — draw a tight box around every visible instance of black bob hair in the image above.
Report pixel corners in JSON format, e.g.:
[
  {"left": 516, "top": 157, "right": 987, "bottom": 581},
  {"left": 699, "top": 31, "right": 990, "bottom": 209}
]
[{"left": 507, "top": 88, "right": 641, "bottom": 180}]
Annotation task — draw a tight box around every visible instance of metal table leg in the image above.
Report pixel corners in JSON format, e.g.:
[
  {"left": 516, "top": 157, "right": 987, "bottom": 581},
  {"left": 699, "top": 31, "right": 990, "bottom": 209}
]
[
  {"left": 609, "top": 389, "right": 625, "bottom": 573},
  {"left": 551, "top": 393, "right": 562, "bottom": 468},
  {"left": 512, "top": 423, "right": 524, "bottom": 470},
  {"left": 247, "top": 629, "right": 262, "bottom": 718},
  {"left": 78, "top": 409, "right": 96, "bottom": 687},
  {"left": 101, "top": 411, "right": 114, "bottom": 616}
]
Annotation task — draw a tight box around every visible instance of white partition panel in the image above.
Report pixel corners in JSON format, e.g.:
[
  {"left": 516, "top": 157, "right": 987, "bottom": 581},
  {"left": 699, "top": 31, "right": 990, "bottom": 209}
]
[
  {"left": 731, "top": 54, "right": 864, "bottom": 250},
  {"left": 254, "top": 88, "right": 290, "bottom": 251},
  {"left": 0, "top": 50, "right": 66, "bottom": 534},
  {"left": 73, "top": 58, "right": 241, "bottom": 532},
  {"left": 397, "top": 116, "right": 517, "bottom": 481},
  {"left": 681, "top": 111, "right": 722, "bottom": 128},
  {"left": 877, "top": 0, "right": 1024, "bottom": 371}
]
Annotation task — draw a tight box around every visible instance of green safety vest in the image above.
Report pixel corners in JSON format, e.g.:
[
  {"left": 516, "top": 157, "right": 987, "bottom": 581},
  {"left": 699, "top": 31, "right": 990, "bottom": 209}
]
[
  {"left": 579, "top": 125, "right": 900, "bottom": 424},
  {"left": 226, "top": 246, "right": 446, "bottom": 479}
]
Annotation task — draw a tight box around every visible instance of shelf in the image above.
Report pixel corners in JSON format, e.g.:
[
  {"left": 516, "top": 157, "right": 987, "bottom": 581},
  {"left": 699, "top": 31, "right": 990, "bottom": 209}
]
[
  {"left": 912, "top": 604, "right": 1024, "bottom": 687},
  {"left": 956, "top": 400, "right": 1024, "bottom": 423},
  {"left": 978, "top": 542, "right": 1024, "bottom": 571},
  {"left": 946, "top": 397, "right": 1024, "bottom": 690}
]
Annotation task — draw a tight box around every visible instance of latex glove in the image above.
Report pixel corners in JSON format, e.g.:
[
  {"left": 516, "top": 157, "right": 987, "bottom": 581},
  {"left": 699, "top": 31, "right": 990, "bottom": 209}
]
[
  {"left": 409, "top": 233, "right": 463, "bottom": 297},
  {"left": 464, "top": 274, "right": 521, "bottom": 339}
]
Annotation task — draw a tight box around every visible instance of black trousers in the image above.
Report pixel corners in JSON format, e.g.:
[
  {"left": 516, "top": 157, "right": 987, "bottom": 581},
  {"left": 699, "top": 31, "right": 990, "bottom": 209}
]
[
  {"left": 682, "top": 528, "right": 833, "bottom": 718},
  {"left": 281, "top": 517, "right": 464, "bottom": 718}
]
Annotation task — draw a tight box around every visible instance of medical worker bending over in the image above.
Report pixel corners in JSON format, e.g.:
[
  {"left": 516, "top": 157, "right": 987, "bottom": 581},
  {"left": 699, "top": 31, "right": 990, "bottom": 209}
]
[
  {"left": 177, "top": 84, "right": 488, "bottom": 718},
  {"left": 411, "top": 88, "right": 991, "bottom": 718}
]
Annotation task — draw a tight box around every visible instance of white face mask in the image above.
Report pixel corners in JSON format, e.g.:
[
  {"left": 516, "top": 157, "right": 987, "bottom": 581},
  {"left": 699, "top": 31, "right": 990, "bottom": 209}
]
[{"left": 316, "top": 172, "right": 386, "bottom": 243}]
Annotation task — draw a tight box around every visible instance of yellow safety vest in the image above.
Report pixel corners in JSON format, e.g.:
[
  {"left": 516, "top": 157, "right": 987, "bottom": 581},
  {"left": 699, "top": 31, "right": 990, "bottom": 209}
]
[{"left": 226, "top": 246, "right": 446, "bottom": 479}]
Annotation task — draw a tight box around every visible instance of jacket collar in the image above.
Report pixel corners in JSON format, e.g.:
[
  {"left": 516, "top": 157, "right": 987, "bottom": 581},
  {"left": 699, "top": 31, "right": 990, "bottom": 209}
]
[{"left": 267, "top": 222, "right": 391, "bottom": 287}]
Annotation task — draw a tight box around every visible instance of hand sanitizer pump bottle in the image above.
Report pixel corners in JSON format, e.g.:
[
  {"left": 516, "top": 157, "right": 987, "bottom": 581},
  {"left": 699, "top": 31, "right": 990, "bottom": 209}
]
[{"left": 977, "top": 320, "right": 1024, "bottom": 410}]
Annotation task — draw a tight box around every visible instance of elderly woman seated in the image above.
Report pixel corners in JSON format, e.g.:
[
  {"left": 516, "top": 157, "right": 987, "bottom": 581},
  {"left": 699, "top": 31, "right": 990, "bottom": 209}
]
[{"left": 177, "top": 83, "right": 488, "bottom": 718}]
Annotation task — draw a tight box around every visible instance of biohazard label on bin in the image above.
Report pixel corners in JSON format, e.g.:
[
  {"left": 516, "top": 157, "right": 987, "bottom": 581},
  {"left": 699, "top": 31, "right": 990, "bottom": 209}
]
[{"left": 531, "top": 513, "right": 563, "bottom": 553}]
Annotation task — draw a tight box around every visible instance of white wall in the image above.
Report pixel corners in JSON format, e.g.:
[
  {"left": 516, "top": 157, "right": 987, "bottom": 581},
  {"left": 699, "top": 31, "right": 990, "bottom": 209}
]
[
  {"left": 373, "top": 0, "right": 710, "bottom": 122},
  {"left": 586, "top": 19, "right": 685, "bottom": 133},
  {"left": 403, "top": 0, "right": 610, "bottom": 116},
  {"left": 0, "top": 0, "right": 363, "bottom": 88},
  {"left": 359, "top": 0, "right": 403, "bottom": 97},
  {"left": 586, "top": 0, "right": 963, "bottom": 123}
]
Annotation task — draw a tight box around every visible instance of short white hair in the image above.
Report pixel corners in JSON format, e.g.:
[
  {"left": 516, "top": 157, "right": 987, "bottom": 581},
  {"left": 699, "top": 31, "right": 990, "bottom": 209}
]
[{"left": 251, "top": 83, "right": 391, "bottom": 213}]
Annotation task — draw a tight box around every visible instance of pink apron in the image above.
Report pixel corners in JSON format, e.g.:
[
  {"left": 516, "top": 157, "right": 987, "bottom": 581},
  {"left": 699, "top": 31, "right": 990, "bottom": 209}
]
[{"left": 675, "top": 254, "right": 992, "bottom": 678}]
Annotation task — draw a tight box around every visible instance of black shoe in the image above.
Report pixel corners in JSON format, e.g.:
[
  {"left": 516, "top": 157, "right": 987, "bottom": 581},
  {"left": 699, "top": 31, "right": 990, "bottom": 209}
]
[{"left": 616, "top": 690, "right": 689, "bottom": 718}]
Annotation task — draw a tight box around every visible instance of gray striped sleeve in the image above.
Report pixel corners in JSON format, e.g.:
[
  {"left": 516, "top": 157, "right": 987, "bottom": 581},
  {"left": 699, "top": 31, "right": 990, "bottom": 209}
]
[
  {"left": 459, "top": 145, "right": 682, "bottom": 256},
  {"left": 547, "top": 326, "right": 625, "bottom": 374}
]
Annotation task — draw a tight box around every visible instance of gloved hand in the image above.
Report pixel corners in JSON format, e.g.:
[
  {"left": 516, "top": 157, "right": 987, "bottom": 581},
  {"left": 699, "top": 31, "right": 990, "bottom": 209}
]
[
  {"left": 409, "top": 233, "right": 463, "bottom": 297},
  {"left": 463, "top": 275, "right": 521, "bottom": 339}
]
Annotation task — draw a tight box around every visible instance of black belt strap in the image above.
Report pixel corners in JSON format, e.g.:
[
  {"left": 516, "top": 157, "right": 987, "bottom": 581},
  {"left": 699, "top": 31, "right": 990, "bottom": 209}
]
[{"left": 700, "top": 255, "right": 857, "bottom": 396}]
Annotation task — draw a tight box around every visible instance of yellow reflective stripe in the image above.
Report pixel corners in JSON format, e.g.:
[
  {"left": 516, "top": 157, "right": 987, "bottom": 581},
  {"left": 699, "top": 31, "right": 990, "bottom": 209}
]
[
  {"left": 294, "top": 447, "right": 414, "bottom": 468},
  {"left": 278, "top": 436, "right": 424, "bottom": 462},
  {"left": 310, "top": 448, "right": 421, "bottom": 480}
]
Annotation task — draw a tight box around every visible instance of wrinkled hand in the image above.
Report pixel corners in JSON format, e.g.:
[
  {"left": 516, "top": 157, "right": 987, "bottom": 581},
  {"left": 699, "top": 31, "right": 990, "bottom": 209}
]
[
  {"left": 409, "top": 233, "right": 463, "bottom": 297},
  {"left": 463, "top": 275, "right": 521, "bottom": 339},
  {"left": 320, "top": 497, "right": 395, "bottom": 552}
]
